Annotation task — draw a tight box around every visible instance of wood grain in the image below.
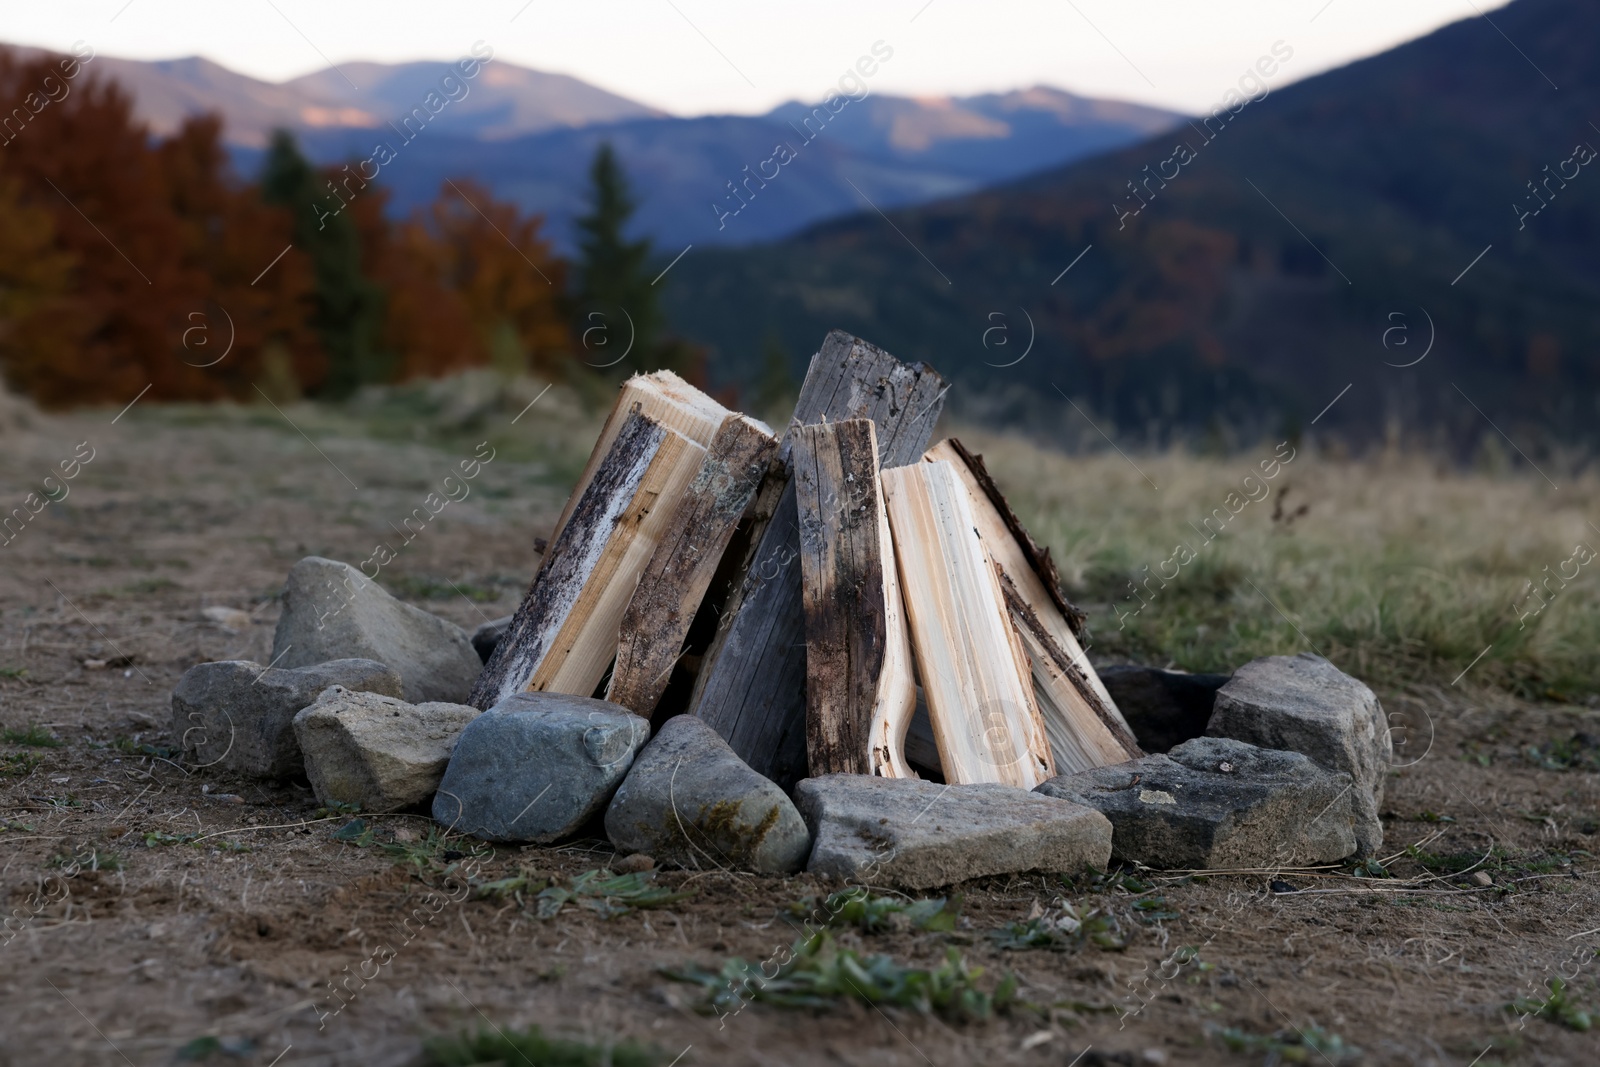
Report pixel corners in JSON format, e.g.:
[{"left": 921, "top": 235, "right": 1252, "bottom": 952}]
[
  {"left": 469, "top": 409, "right": 705, "bottom": 709},
  {"left": 881, "top": 461, "right": 1055, "bottom": 789},
  {"left": 922, "top": 439, "right": 1135, "bottom": 766},
  {"left": 547, "top": 371, "right": 732, "bottom": 548},
  {"left": 689, "top": 330, "right": 946, "bottom": 787},
  {"left": 793, "top": 419, "right": 916, "bottom": 777},
  {"left": 607, "top": 413, "right": 777, "bottom": 717}
]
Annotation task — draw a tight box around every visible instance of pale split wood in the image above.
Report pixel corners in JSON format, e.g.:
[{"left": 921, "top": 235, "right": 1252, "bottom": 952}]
[
  {"left": 467, "top": 409, "right": 706, "bottom": 709},
  {"left": 689, "top": 330, "right": 947, "bottom": 787},
  {"left": 1000, "top": 572, "right": 1144, "bottom": 772},
  {"left": 793, "top": 419, "right": 916, "bottom": 778},
  {"left": 547, "top": 370, "right": 736, "bottom": 547},
  {"left": 881, "top": 461, "right": 1054, "bottom": 789},
  {"left": 922, "top": 438, "right": 1133, "bottom": 750},
  {"left": 607, "top": 413, "right": 777, "bottom": 717}
]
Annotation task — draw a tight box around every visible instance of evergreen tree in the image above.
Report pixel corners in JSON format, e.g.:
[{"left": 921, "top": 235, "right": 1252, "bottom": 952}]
[
  {"left": 260, "top": 130, "right": 386, "bottom": 398},
  {"left": 753, "top": 331, "right": 797, "bottom": 421},
  {"left": 573, "top": 143, "right": 662, "bottom": 371}
]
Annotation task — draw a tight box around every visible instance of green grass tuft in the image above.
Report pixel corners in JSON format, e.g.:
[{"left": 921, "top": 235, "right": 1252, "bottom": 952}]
[
  {"left": 1510, "top": 977, "right": 1593, "bottom": 1031},
  {"left": 663, "top": 931, "right": 1019, "bottom": 1021},
  {"left": 1209, "top": 1022, "right": 1362, "bottom": 1063},
  {"left": 785, "top": 888, "right": 960, "bottom": 934},
  {"left": 421, "top": 1024, "right": 662, "bottom": 1066},
  {"left": 3, "top": 724, "right": 63, "bottom": 747}
]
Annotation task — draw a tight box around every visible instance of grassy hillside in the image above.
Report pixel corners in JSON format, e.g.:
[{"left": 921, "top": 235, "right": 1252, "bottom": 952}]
[{"left": 663, "top": 0, "right": 1600, "bottom": 451}]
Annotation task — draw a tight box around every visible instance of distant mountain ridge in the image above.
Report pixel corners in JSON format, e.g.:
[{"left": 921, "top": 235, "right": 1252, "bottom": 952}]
[
  {"left": 0, "top": 41, "right": 1180, "bottom": 249},
  {"left": 659, "top": 0, "right": 1600, "bottom": 446}
]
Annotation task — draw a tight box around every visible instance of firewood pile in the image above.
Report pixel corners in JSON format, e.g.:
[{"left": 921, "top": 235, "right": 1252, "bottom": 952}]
[{"left": 472, "top": 329, "right": 1143, "bottom": 789}]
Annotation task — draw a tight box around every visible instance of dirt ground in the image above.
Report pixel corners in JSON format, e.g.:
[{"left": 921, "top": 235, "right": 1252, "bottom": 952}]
[{"left": 1, "top": 400, "right": 1597, "bottom": 1067}]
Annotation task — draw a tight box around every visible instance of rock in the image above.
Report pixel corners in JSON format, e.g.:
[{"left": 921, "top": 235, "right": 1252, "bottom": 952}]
[
  {"left": 1035, "top": 737, "right": 1361, "bottom": 869},
  {"left": 794, "top": 775, "right": 1112, "bottom": 889},
  {"left": 604, "top": 716, "right": 811, "bottom": 874},
  {"left": 470, "top": 614, "right": 514, "bottom": 664},
  {"left": 1206, "top": 653, "right": 1391, "bottom": 855},
  {"left": 1098, "top": 664, "right": 1230, "bottom": 752},
  {"left": 171, "top": 658, "right": 401, "bottom": 777},
  {"left": 613, "top": 853, "right": 655, "bottom": 874},
  {"left": 270, "top": 556, "right": 482, "bottom": 703},
  {"left": 432, "top": 692, "right": 649, "bottom": 843},
  {"left": 293, "top": 688, "right": 481, "bottom": 813}
]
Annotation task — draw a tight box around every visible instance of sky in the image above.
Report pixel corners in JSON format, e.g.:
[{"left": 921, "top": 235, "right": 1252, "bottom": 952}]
[{"left": 4, "top": 0, "right": 1503, "bottom": 115}]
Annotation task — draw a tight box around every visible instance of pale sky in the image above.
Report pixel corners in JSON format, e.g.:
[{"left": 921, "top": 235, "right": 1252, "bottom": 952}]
[{"left": 4, "top": 0, "right": 1502, "bottom": 115}]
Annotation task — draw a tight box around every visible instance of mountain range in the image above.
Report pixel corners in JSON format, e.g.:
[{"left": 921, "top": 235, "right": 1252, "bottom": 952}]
[
  {"left": 3, "top": 42, "right": 1178, "bottom": 250},
  {"left": 660, "top": 0, "right": 1600, "bottom": 447}
]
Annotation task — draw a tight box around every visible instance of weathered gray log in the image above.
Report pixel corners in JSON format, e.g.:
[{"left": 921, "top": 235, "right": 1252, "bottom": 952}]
[
  {"left": 608, "top": 413, "right": 777, "bottom": 717},
  {"left": 690, "top": 330, "right": 947, "bottom": 787},
  {"left": 469, "top": 410, "right": 703, "bottom": 709},
  {"left": 794, "top": 419, "right": 915, "bottom": 777}
]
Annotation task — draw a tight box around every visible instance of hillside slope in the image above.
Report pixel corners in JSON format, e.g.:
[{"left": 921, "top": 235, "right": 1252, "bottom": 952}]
[{"left": 662, "top": 0, "right": 1599, "bottom": 447}]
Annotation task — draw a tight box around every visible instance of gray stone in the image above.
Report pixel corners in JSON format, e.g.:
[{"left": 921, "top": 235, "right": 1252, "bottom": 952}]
[
  {"left": 432, "top": 692, "right": 650, "bottom": 843},
  {"left": 270, "top": 556, "right": 482, "bottom": 704},
  {"left": 1036, "top": 737, "right": 1361, "bottom": 869},
  {"left": 1206, "top": 653, "right": 1390, "bottom": 855},
  {"left": 605, "top": 716, "right": 810, "bottom": 874},
  {"left": 1099, "top": 664, "right": 1230, "bottom": 753},
  {"left": 794, "top": 775, "right": 1112, "bottom": 889},
  {"left": 292, "top": 688, "right": 481, "bottom": 812},
  {"left": 471, "top": 614, "right": 514, "bottom": 664},
  {"left": 171, "top": 658, "right": 401, "bottom": 777}
]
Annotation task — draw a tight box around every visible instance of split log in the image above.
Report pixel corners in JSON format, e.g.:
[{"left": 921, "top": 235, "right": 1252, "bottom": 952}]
[
  {"left": 607, "top": 413, "right": 778, "bottom": 717},
  {"left": 690, "top": 330, "right": 947, "bottom": 787},
  {"left": 793, "top": 419, "right": 916, "bottom": 777},
  {"left": 547, "top": 371, "right": 731, "bottom": 547},
  {"left": 922, "top": 438, "right": 1139, "bottom": 770},
  {"left": 469, "top": 409, "right": 706, "bottom": 709},
  {"left": 880, "top": 460, "right": 1055, "bottom": 789}
]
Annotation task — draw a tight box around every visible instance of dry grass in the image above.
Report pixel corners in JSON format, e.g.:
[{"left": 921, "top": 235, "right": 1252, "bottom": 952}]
[{"left": 959, "top": 427, "right": 1600, "bottom": 700}]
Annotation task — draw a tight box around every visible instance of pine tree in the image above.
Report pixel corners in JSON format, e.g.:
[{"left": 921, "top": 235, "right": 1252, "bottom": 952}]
[
  {"left": 260, "top": 130, "right": 386, "bottom": 398},
  {"left": 573, "top": 143, "right": 661, "bottom": 372}
]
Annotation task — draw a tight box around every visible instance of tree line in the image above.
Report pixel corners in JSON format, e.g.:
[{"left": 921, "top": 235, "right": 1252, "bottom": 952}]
[{"left": 0, "top": 47, "right": 692, "bottom": 408}]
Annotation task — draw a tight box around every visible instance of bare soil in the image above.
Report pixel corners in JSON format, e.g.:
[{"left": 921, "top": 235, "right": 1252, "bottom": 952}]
[{"left": 1, "top": 403, "right": 1597, "bottom": 1067}]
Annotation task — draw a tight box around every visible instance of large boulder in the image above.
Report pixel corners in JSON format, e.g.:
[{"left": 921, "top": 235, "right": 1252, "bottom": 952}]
[
  {"left": 292, "top": 688, "right": 481, "bottom": 813},
  {"left": 1036, "top": 736, "right": 1363, "bottom": 869},
  {"left": 171, "top": 658, "right": 400, "bottom": 777},
  {"left": 605, "top": 716, "right": 810, "bottom": 874},
  {"left": 794, "top": 775, "right": 1112, "bottom": 889},
  {"left": 1098, "top": 664, "right": 1230, "bottom": 753},
  {"left": 470, "top": 615, "right": 514, "bottom": 664},
  {"left": 270, "top": 556, "right": 481, "bottom": 704},
  {"left": 432, "top": 693, "right": 649, "bottom": 843},
  {"left": 1206, "top": 653, "right": 1390, "bottom": 856}
]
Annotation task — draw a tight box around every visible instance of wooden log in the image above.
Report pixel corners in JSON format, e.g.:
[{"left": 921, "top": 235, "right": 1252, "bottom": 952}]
[
  {"left": 1000, "top": 572, "right": 1144, "bottom": 771},
  {"left": 689, "top": 330, "right": 947, "bottom": 787},
  {"left": 469, "top": 409, "right": 706, "bottom": 709},
  {"left": 922, "top": 438, "right": 1137, "bottom": 766},
  {"left": 880, "top": 461, "right": 1055, "bottom": 789},
  {"left": 607, "top": 413, "right": 778, "bottom": 717},
  {"left": 793, "top": 419, "right": 916, "bottom": 777},
  {"left": 547, "top": 371, "right": 732, "bottom": 548}
]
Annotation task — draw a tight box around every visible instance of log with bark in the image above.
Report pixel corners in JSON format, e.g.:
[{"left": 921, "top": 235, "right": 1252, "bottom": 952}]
[
  {"left": 469, "top": 408, "right": 706, "bottom": 709},
  {"left": 793, "top": 419, "right": 916, "bottom": 777},
  {"left": 547, "top": 371, "right": 731, "bottom": 547},
  {"left": 689, "top": 330, "right": 947, "bottom": 788},
  {"left": 607, "top": 413, "right": 777, "bottom": 718}
]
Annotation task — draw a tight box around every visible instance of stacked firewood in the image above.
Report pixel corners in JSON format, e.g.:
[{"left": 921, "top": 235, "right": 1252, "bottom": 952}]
[{"left": 471, "top": 330, "right": 1142, "bottom": 788}]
